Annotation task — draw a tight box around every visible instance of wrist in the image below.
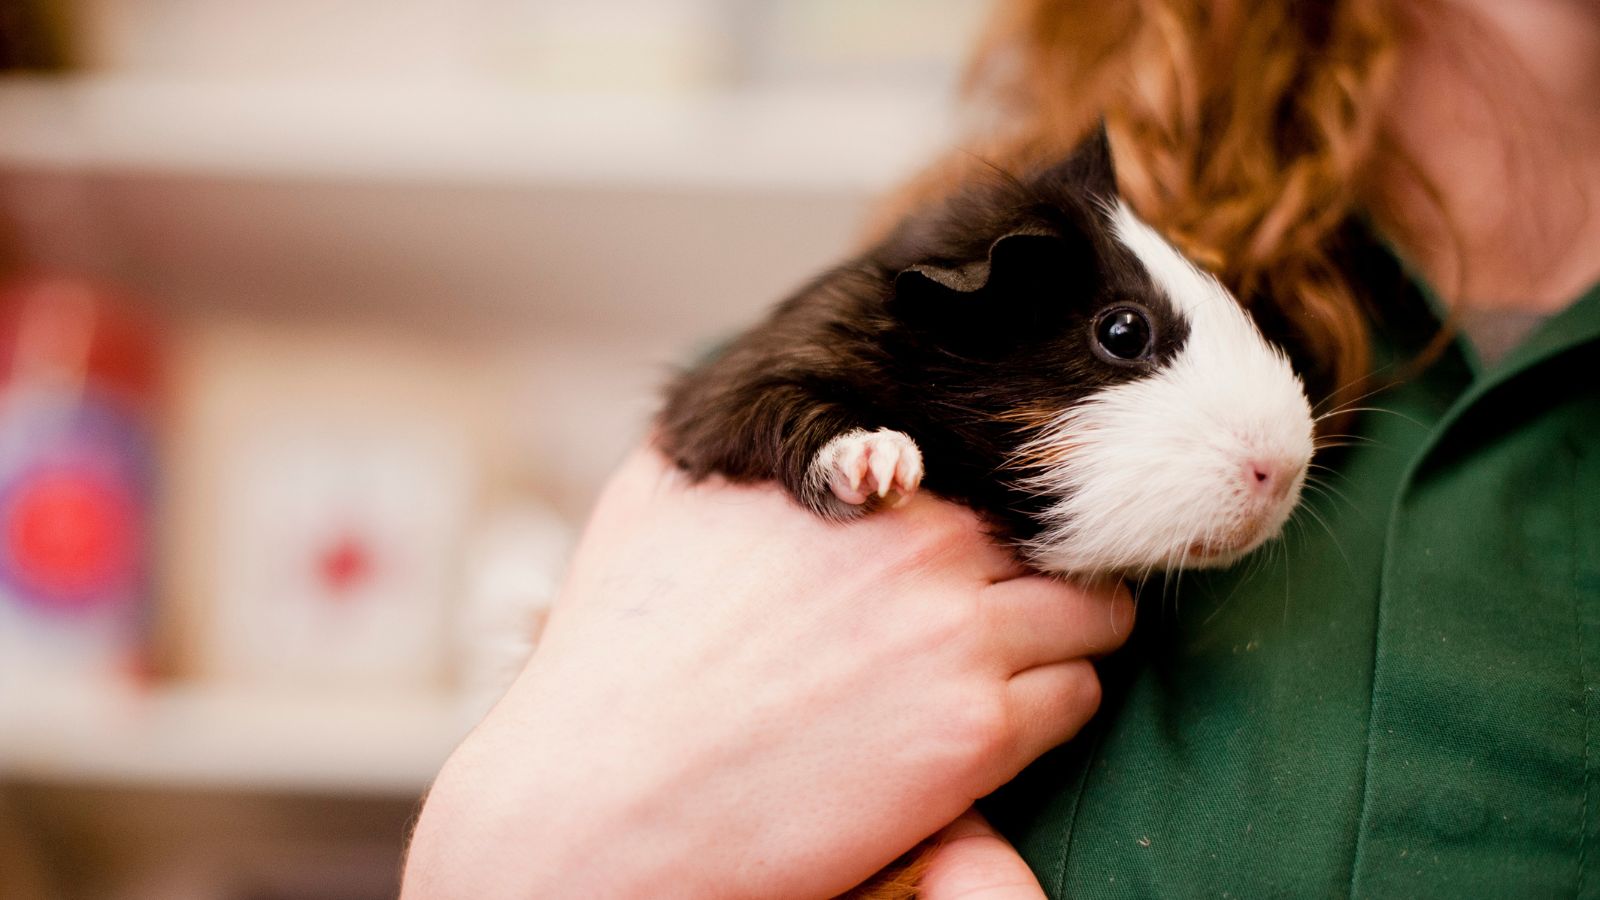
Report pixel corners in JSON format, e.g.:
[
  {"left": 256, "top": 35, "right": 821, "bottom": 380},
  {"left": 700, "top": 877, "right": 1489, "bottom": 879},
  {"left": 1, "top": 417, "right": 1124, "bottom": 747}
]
[{"left": 405, "top": 665, "right": 714, "bottom": 898}]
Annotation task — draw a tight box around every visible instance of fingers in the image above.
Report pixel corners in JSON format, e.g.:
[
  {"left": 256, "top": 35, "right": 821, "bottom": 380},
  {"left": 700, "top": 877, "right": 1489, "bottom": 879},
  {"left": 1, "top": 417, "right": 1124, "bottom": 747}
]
[
  {"left": 1003, "top": 658, "right": 1103, "bottom": 767},
  {"left": 983, "top": 577, "right": 1134, "bottom": 673},
  {"left": 920, "top": 809, "right": 1047, "bottom": 900},
  {"left": 628, "top": 440, "right": 1026, "bottom": 584},
  {"left": 866, "top": 493, "right": 1027, "bottom": 582}
]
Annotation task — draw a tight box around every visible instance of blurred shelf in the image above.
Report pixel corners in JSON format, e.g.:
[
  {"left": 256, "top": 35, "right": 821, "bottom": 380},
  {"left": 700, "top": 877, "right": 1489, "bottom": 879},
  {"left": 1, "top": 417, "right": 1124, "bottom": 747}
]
[
  {"left": 0, "top": 682, "right": 475, "bottom": 796},
  {"left": 0, "top": 74, "right": 951, "bottom": 192},
  {"left": 0, "top": 76, "right": 952, "bottom": 336}
]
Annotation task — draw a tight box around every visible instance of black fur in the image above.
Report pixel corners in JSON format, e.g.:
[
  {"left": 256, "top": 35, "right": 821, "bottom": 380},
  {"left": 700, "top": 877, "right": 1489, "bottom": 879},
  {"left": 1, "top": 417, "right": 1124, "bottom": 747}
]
[{"left": 656, "top": 128, "right": 1191, "bottom": 544}]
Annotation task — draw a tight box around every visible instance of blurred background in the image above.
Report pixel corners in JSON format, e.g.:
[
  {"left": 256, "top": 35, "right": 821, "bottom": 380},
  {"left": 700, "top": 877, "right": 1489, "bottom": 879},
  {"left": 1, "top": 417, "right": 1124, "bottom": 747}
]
[{"left": 0, "top": 1, "right": 987, "bottom": 897}]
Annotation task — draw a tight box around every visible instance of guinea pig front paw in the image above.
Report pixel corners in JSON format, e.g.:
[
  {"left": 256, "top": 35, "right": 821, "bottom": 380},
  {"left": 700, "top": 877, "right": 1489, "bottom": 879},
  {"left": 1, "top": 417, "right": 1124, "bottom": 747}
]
[{"left": 810, "top": 428, "right": 924, "bottom": 509}]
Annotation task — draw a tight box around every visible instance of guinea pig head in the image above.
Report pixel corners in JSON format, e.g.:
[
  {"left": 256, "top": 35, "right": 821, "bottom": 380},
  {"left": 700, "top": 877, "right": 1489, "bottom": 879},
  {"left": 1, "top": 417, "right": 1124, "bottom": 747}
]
[{"left": 878, "top": 130, "right": 1315, "bottom": 576}]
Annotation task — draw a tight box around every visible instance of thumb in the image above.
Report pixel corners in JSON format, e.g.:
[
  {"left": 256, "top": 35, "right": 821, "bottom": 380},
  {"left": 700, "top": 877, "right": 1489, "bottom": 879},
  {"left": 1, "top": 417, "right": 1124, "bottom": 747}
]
[{"left": 919, "top": 808, "right": 1047, "bottom": 900}]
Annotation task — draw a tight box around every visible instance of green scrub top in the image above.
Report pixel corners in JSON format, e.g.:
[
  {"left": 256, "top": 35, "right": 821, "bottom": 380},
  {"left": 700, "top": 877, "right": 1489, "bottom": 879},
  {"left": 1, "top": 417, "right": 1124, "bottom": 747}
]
[{"left": 987, "top": 241, "right": 1600, "bottom": 897}]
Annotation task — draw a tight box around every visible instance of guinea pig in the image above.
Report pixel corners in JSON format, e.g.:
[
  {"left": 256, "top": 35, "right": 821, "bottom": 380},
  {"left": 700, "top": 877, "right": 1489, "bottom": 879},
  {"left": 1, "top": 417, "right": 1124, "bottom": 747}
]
[{"left": 657, "top": 127, "right": 1315, "bottom": 578}]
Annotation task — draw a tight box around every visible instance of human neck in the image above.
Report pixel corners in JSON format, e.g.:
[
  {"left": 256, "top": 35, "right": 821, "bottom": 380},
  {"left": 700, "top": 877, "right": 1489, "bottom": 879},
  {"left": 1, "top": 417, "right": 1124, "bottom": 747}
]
[{"left": 1373, "top": 0, "right": 1600, "bottom": 312}]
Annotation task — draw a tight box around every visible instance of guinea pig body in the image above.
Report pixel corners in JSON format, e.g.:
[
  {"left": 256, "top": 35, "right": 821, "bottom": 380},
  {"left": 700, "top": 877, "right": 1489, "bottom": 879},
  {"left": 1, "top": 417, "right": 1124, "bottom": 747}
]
[{"left": 657, "top": 129, "right": 1314, "bottom": 577}]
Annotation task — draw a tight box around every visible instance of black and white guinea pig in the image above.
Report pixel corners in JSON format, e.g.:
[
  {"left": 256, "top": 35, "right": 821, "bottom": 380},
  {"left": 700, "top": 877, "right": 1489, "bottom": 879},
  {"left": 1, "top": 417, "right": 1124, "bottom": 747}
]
[{"left": 657, "top": 128, "right": 1314, "bottom": 576}]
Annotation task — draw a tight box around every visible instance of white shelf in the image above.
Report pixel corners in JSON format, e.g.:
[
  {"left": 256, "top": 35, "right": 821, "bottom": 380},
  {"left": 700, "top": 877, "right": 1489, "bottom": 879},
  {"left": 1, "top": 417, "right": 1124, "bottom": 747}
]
[
  {"left": 0, "top": 74, "right": 951, "bottom": 192},
  {"left": 0, "top": 75, "right": 952, "bottom": 337},
  {"left": 0, "top": 682, "right": 476, "bottom": 796}
]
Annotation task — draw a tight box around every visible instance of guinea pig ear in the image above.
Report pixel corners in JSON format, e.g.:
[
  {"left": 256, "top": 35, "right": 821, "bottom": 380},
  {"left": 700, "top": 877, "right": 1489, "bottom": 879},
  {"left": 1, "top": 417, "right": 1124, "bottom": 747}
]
[
  {"left": 892, "top": 224, "right": 1058, "bottom": 298},
  {"left": 1042, "top": 120, "right": 1118, "bottom": 201},
  {"left": 887, "top": 225, "right": 1083, "bottom": 354}
]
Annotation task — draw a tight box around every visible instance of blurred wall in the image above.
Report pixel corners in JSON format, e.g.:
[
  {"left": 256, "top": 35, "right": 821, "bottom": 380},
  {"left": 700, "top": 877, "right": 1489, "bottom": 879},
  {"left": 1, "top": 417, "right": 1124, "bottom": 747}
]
[{"left": 0, "top": 2, "right": 987, "bottom": 897}]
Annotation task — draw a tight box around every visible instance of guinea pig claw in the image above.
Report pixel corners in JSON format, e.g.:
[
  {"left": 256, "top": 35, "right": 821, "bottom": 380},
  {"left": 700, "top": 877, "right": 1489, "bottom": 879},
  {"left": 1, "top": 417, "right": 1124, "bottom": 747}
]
[
  {"left": 814, "top": 428, "right": 924, "bottom": 509},
  {"left": 870, "top": 452, "right": 897, "bottom": 498},
  {"left": 847, "top": 463, "right": 865, "bottom": 495},
  {"left": 895, "top": 447, "right": 923, "bottom": 492}
]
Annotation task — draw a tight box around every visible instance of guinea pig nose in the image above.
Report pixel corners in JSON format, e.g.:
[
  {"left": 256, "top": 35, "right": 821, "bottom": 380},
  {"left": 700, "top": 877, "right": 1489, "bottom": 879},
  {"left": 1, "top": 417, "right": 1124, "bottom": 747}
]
[{"left": 1242, "top": 457, "right": 1299, "bottom": 500}]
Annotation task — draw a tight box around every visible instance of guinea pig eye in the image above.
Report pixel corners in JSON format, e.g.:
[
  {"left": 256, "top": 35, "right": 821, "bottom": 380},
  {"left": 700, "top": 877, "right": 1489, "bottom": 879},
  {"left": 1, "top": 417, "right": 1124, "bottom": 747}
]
[{"left": 1092, "top": 305, "right": 1154, "bottom": 362}]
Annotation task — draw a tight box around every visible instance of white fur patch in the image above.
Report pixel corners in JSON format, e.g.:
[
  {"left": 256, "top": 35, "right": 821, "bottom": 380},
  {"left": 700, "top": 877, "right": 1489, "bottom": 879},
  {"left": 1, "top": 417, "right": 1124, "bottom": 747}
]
[{"left": 1015, "top": 202, "right": 1314, "bottom": 575}]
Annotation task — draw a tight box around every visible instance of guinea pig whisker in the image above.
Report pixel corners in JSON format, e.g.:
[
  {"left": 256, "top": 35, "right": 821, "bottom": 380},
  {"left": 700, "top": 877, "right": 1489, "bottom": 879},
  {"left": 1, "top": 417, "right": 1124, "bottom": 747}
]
[
  {"left": 1303, "top": 473, "right": 1352, "bottom": 506},
  {"left": 1312, "top": 360, "right": 1408, "bottom": 417},
  {"left": 1299, "top": 499, "right": 1355, "bottom": 579},
  {"left": 1301, "top": 479, "right": 1375, "bottom": 534},
  {"left": 1312, "top": 403, "right": 1396, "bottom": 424},
  {"left": 1306, "top": 464, "right": 1364, "bottom": 499},
  {"left": 1233, "top": 540, "right": 1268, "bottom": 600},
  {"left": 1301, "top": 476, "right": 1362, "bottom": 519},
  {"left": 1171, "top": 559, "right": 1187, "bottom": 619},
  {"left": 1266, "top": 516, "right": 1304, "bottom": 627},
  {"left": 1312, "top": 377, "right": 1391, "bottom": 416},
  {"left": 1199, "top": 546, "right": 1263, "bottom": 627},
  {"left": 1280, "top": 535, "right": 1294, "bottom": 627},
  {"left": 1128, "top": 567, "right": 1157, "bottom": 607},
  {"left": 1312, "top": 434, "right": 1381, "bottom": 452},
  {"left": 1306, "top": 460, "right": 1357, "bottom": 482},
  {"left": 1317, "top": 405, "right": 1430, "bottom": 431}
]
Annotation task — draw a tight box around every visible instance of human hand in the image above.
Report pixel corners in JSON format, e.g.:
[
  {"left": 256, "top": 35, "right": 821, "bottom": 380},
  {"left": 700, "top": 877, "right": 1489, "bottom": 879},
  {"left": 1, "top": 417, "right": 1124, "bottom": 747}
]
[
  {"left": 919, "top": 809, "right": 1047, "bottom": 900},
  {"left": 403, "top": 445, "right": 1131, "bottom": 899}
]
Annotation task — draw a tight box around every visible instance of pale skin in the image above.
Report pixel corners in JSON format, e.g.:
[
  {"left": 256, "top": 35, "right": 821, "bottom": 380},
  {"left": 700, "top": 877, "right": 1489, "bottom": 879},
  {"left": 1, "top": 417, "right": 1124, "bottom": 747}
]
[
  {"left": 1375, "top": 0, "right": 1600, "bottom": 312},
  {"left": 403, "top": 2, "right": 1600, "bottom": 896},
  {"left": 404, "top": 446, "right": 1131, "bottom": 899}
]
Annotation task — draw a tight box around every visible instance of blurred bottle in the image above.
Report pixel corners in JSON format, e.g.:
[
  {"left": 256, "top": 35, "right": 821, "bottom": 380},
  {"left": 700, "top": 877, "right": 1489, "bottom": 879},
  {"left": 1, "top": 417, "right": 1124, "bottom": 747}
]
[{"left": 0, "top": 275, "right": 160, "bottom": 698}]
